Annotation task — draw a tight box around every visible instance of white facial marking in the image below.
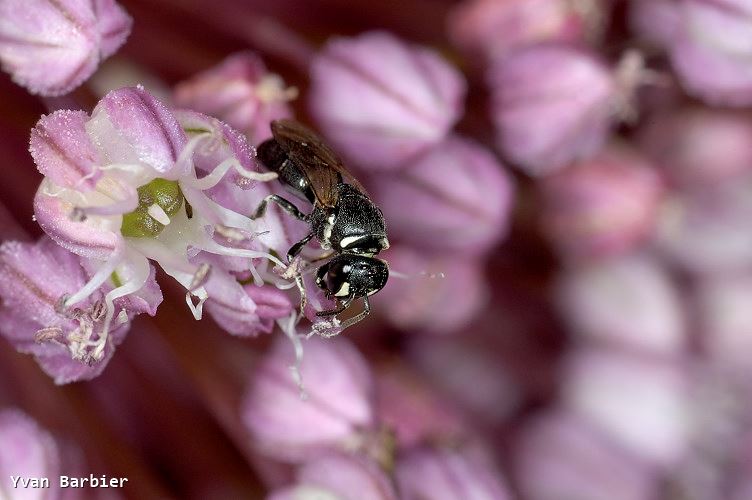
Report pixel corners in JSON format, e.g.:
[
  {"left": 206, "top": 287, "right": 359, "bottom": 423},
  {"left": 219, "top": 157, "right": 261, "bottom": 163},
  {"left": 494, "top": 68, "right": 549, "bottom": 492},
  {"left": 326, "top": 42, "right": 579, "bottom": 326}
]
[
  {"left": 334, "top": 282, "right": 351, "bottom": 297},
  {"left": 340, "top": 235, "right": 365, "bottom": 249}
]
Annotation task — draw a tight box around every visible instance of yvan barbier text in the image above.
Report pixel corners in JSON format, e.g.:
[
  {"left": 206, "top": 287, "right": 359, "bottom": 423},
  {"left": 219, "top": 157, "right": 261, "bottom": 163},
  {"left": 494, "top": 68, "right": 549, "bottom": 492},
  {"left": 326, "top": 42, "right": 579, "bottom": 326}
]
[{"left": 10, "top": 475, "right": 128, "bottom": 489}]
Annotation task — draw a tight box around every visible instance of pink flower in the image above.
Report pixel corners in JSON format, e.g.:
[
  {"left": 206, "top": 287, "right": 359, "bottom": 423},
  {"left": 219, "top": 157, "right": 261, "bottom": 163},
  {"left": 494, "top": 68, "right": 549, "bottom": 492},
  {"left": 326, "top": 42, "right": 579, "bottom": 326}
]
[
  {"left": 638, "top": 108, "right": 752, "bottom": 189},
  {"left": 309, "top": 31, "right": 466, "bottom": 171},
  {"left": 0, "top": 236, "right": 160, "bottom": 381},
  {"left": 369, "top": 136, "right": 515, "bottom": 255},
  {"left": 516, "top": 411, "right": 658, "bottom": 500},
  {"left": 268, "top": 454, "right": 397, "bottom": 500},
  {"left": 561, "top": 347, "right": 691, "bottom": 467},
  {"left": 696, "top": 274, "right": 752, "bottom": 368},
  {"left": 396, "top": 445, "right": 511, "bottom": 500},
  {"left": 31, "top": 86, "right": 283, "bottom": 361},
  {"left": 0, "top": 409, "right": 60, "bottom": 497},
  {"left": 556, "top": 254, "right": 686, "bottom": 354},
  {"left": 489, "top": 44, "right": 623, "bottom": 176},
  {"left": 241, "top": 336, "right": 375, "bottom": 462},
  {"left": 0, "top": 0, "right": 132, "bottom": 96},
  {"left": 374, "top": 246, "right": 489, "bottom": 334},
  {"left": 633, "top": 0, "right": 752, "bottom": 106},
  {"left": 655, "top": 179, "right": 752, "bottom": 274},
  {"left": 448, "top": 0, "right": 608, "bottom": 62},
  {"left": 539, "top": 146, "right": 664, "bottom": 258},
  {"left": 174, "top": 52, "right": 296, "bottom": 145}
]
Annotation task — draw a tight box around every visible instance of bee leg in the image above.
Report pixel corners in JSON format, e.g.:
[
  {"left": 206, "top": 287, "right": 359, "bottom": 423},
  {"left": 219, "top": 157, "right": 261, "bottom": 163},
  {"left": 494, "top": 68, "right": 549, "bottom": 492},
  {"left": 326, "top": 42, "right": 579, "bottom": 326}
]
[
  {"left": 337, "top": 297, "right": 371, "bottom": 331},
  {"left": 294, "top": 271, "right": 307, "bottom": 319},
  {"left": 315, "top": 298, "right": 352, "bottom": 318},
  {"left": 287, "top": 233, "right": 315, "bottom": 262},
  {"left": 250, "top": 195, "right": 309, "bottom": 222}
]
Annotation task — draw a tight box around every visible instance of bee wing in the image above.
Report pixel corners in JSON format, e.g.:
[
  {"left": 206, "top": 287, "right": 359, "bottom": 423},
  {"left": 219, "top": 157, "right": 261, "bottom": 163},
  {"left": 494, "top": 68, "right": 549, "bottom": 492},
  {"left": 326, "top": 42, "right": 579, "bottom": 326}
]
[{"left": 271, "top": 120, "right": 369, "bottom": 207}]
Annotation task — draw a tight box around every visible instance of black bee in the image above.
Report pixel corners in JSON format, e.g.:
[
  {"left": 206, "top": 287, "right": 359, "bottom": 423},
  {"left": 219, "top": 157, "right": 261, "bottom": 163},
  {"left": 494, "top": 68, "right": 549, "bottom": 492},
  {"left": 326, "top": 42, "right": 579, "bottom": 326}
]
[{"left": 251, "top": 119, "right": 389, "bottom": 331}]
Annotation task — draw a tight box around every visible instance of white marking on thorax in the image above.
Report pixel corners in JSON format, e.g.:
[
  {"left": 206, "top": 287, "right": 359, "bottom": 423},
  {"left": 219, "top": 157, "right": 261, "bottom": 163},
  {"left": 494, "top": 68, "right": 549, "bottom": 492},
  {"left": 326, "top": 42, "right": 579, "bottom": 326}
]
[
  {"left": 322, "top": 214, "right": 335, "bottom": 245},
  {"left": 340, "top": 235, "right": 365, "bottom": 249}
]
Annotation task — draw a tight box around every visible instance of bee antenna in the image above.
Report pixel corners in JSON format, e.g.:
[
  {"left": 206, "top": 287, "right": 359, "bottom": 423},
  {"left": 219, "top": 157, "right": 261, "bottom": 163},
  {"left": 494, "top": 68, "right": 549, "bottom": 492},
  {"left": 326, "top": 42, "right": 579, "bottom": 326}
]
[{"left": 389, "top": 270, "right": 446, "bottom": 280}]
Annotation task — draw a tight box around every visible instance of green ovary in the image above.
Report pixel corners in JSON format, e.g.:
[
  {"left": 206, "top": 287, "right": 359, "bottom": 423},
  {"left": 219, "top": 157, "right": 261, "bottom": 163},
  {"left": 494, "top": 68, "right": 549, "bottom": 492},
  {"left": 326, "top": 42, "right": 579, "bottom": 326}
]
[{"left": 120, "top": 178, "right": 184, "bottom": 237}]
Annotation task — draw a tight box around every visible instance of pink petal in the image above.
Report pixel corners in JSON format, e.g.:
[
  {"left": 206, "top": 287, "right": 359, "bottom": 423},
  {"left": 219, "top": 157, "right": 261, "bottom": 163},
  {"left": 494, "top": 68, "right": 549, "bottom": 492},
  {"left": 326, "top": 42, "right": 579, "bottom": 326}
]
[
  {"left": 90, "top": 86, "right": 187, "bottom": 175},
  {"left": 34, "top": 189, "right": 121, "bottom": 261},
  {"left": 396, "top": 446, "right": 511, "bottom": 500},
  {"left": 29, "top": 110, "right": 102, "bottom": 191}
]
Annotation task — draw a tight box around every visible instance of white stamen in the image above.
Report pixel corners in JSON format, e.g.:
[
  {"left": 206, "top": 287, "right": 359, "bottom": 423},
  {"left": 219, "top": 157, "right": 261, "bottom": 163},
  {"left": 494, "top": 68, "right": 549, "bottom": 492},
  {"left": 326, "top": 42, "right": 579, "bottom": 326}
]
[
  {"left": 65, "top": 245, "right": 124, "bottom": 307},
  {"left": 186, "top": 287, "right": 208, "bottom": 320},
  {"left": 147, "top": 204, "right": 171, "bottom": 225},
  {"left": 182, "top": 157, "right": 278, "bottom": 191},
  {"left": 278, "top": 312, "right": 307, "bottom": 400}
]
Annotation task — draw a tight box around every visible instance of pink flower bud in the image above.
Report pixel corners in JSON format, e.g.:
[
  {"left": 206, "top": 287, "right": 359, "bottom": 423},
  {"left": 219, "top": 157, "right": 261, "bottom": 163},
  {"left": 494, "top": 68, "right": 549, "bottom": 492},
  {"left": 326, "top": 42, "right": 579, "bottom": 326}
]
[
  {"left": 489, "top": 44, "right": 617, "bottom": 176},
  {"left": 309, "top": 31, "right": 466, "bottom": 171},
  {"left": 374, "top": 246, "right": 488, "bottom": 334},
  {"left": 370, "top": 136, "right": 515, "bottom": 255},
  {"left": 269, "top": 454, "right": 397, "bottom": 500},
  {"left": 696, "top": 274, "right": 752, "bottom": 367},
  {"left": 396, "top": 445, "right": 511, "bottom": 500},
  {"left": 0, "top": 409, "right": 61, "bottom": 495},
  {"left": 174, "top": 52, "right": 295, "bottom": 145},
  {"left": 0, "top": 237, "right": 161, "bottom": 382},
  {"left": 638, "top": 108, "right": 752, "bottom": 189},
  {"left": 449, "top": 0, "right": 608, "bottom": 62},
  {"left": 634, "top": 0, "right": 752, "bottom": 106},
  {"left": 374, "top": 363, "right": 464, "bottom": 449},
  {"left": 655, "top": 180, "right": 752, "bottom": 274},
  {"left": 241, "top": 336, "right": 374, "bottom": 462},
  {"left": 0, "top": 0, "right": 132, "bottom": 96},
  {"left": 516, "top": 411, "right": 658, "bottom": 500},
  {"left": 556, "top": 254, "right": 686, "bottom": 354},
  {"left": 561, "top": 347, "right": 691, "bottom": 467},
  {"left": 539, "top": 147, "right": 664, "bottom": 258},
  {"left": 408, "top": 335, "right": 522, "bottom": 426}
]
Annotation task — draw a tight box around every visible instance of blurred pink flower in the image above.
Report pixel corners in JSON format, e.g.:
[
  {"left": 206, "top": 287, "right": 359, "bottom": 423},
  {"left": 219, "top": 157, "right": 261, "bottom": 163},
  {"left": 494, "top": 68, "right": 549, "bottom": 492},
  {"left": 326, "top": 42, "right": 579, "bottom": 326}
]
[
  {"left": 448, "top": 0, "right": 607, "bottom": 62},
  {"left": 374, "top": 246, "right": 488, "bottom": 334},
  {"left": 697, "top": 275, "right": 752, "bottom": 368},
  {"left": 0, "top": 409, "right": 61, "bottom": 498},
  {"left": 396, "top": 445, "right": 511, "bottom": 500},
  {"left": 489, "top": 44, "right": 619, "bottom": 176},
  {"left": 31, "top": 86, "right": 284, "bottom": 360},
  {"left": 309, "top": 31, "right": 466, "bottom": 171},
  {"left": 0, "top": 236, "right": 160, "bottom": 381},
  {"left": 655, "top": 179, "right": 752, "bottom": 274},
  {"left": 638, "top": 108, "right": 752, "bottom": 189},
  {"left": 633, "top": 0, "right": 752, "bottom": 106},
  {"left": 556, "top": 254, "right": 686, "bottom": 354},
  {"left": 516, "top": 411, "right": 658, "bottom": 500},
  {"left": 241, "top": 336, "right": 375, "bottom": 462},
  {"left": 540, "top": 146, "right": 664, "bottom": 258},
  {"left": 369, "top": 136, "right": 515, "bottom": 255},
  {"left": 561, "top": 347, "right": 691, "bottom": 467},
  {"left": 268, "top": 453, "right": 397, "bottom": 500},
  {"left": 373, "top": 363, "right": 465, "bottom": 449},
  {"left": 174, "top": 52, "right": 296, "bottom": 145},
  {"left": 0, "top": 0, "right": 131, "bottom": 96}
]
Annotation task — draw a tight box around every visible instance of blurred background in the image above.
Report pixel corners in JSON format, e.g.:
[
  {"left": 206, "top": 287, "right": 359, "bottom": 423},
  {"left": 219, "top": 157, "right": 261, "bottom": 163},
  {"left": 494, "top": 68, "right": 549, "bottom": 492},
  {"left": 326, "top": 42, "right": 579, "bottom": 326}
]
[{"left": 1, "top": 0, "right": 752, "bottom": 498}]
